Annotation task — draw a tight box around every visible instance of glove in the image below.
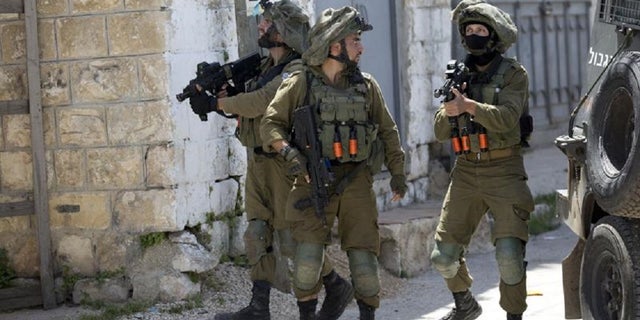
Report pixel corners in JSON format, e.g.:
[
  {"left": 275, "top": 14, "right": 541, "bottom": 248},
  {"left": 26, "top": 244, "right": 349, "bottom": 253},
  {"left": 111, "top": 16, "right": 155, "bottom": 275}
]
[
  {"left": 189, "top": 91, "right": 218, "bottom": 119},
  {"left": 390, "top": 174, "right": 408, "bottom": 198},
  {"left": 281, "top": 146, "right": 308, "bottom": 178}
]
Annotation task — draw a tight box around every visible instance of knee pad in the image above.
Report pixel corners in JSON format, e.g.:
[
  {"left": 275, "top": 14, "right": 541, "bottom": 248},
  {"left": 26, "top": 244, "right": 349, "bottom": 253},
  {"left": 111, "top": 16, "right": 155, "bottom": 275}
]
[
  {"left": 430, "top": 241, "right": 463, "bottom": 279},
  {"left": 243, "top": 219, "right": 272, "bottom": 265},
  {"left": 293, "top": 242, "right": 324, "bottom": 290},
  {"left": 495, "top": 237, "right": 525, "bottom": 285},
  {"left": 348, "top": 249, "right": 380, "bottom": 297},
  {"left": 276, "top": 228, "right": 296, "bottom": 259}
]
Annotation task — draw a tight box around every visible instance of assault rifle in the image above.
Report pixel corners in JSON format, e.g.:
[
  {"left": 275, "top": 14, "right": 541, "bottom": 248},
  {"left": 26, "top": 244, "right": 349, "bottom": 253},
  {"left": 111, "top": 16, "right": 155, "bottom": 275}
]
[
  {"left": 433, "top": 59, "right": 469, "bottom": 102},
  {"left": 291, "top": 105, "right": 333, "bottom": 225},
  {"left": 176, "top": 52, "right": 262, "bottom": 121},
  {"left": 434, "top": 60, "right": 471, "bottom": 154}
]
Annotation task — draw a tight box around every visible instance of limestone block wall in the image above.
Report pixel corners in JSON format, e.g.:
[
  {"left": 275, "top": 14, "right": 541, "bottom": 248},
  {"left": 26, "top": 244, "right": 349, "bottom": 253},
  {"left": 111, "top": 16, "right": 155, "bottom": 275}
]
[{"left": 0, "top": 0, "right": 245, "bottom": 278}]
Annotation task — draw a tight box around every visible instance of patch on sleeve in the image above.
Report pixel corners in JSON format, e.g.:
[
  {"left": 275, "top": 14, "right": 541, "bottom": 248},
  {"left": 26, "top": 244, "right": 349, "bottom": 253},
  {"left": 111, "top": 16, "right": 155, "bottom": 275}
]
[{"left": 282, "top": 72, "right": 291, "bottom": 80}]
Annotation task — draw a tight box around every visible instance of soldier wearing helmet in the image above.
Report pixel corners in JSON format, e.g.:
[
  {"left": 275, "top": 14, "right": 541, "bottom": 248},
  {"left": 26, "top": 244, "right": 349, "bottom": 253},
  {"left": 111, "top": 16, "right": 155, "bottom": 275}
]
[
  {"left": 261, "top": 6, "right": 407, "bottom": 320},
  {"left": 188, "top": 1, "right": 346, "bottom": 320},
  {"left": 430, "top": 1, "right": 534, "bottom": 320}
]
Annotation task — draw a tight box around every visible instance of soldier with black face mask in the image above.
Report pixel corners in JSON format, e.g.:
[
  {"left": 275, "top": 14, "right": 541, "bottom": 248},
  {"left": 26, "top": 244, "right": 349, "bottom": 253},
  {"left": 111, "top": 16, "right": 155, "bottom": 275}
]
[{"left": 431, "top": 1, "right": 534, "bottom": 320}]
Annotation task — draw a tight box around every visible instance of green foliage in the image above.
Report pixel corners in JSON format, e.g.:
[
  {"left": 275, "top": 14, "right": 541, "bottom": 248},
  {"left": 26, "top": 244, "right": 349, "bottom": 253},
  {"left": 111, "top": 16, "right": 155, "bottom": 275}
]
[
  {"left": 78, "top": 300, "right": 151, "bottom": 320},
  {"left": 94, "top": 268, "right": 125, "bottom": 285},
  {"left": 529, "top": 193, "right": 560, "bottom": 235},
  {"left": 167, "top": 294, "right": 203, "bottom": 314},
  {"left": 218, "top": 254, "right": 248, "bottom": 267},
  {"left": 61, "top": 265, "right": 81, "bottom": 299},
  {"left": 186, "top": 271, "right": 200, "bottom": 284},
  {"left": 139, "top": 232, "right": 167, "bottom": 250},
  {"left": 219, "top": 254, "right": 232, "bottom": 263},
  {"left": 0, "top": 248, "right": 15, "bottom": 288},
  {"left": 232, "top": 255, "right": 248, "bottom": 267},
  {"left": 186, "top": 224, "right": 212, "bottom": 248}
]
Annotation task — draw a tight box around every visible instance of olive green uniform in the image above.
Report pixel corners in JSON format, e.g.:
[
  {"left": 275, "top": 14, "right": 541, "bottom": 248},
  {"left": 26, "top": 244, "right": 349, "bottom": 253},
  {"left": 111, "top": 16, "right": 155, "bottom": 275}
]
[
  {"left": 433, "top": 55, "right": 535, "bottom": 314},
  {"left": 223, "top": 51, "right": 333, "bottom": 286},
  {"left": 261, "top": 65, "right": 405, "bottom": 307}
]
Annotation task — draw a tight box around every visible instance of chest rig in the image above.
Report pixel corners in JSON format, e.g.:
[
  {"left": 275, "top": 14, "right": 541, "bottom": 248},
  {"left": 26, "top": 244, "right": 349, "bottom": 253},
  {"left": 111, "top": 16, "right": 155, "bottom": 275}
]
[
  {"left": 308, "top": 74, "right": 378, "bottom": 163},
  {"left": 466, "top": 56, "right": 533, "bottom": 148},
  {"left": 467, "top": 56, "right": 510, "bottom": 106}
]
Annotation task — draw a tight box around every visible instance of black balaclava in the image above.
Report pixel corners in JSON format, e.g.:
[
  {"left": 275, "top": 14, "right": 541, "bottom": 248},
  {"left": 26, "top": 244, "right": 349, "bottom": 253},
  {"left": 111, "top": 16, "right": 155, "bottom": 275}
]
[{"left": 463, "top": 23, "right": 498, "bottom": 66}]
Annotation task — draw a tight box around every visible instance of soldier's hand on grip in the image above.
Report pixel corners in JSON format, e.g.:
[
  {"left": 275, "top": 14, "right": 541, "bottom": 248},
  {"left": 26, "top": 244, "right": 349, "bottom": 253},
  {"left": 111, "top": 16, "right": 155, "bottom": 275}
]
[
  {"left": 390, "top": 174, "right": 408, "bottom": 201},
  {"left": 282, "top": 146, "right": 309, "bottom": 181},
  {"left": 189, "top": 91, "right": 218, "bottom": 119}
]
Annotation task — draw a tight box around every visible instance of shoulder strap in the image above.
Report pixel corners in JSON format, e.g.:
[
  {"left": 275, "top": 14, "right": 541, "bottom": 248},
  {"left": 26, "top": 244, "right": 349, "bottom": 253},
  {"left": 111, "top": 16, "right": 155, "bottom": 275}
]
[
  {"left": 255, "top": 53, "right": 300, "bottom": 89},
  {"left": 490, "top": 56, "right": 513, "bottom": 90}
]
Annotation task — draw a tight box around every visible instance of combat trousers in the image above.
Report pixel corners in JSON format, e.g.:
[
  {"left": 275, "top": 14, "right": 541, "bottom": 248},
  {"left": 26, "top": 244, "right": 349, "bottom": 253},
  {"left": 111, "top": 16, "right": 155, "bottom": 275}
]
[
  {"left": 436, "top": 154, "right": 534, "bottom": 313},
  {"left": 287, "top": 162, "right": 381, "bottom": 307}
]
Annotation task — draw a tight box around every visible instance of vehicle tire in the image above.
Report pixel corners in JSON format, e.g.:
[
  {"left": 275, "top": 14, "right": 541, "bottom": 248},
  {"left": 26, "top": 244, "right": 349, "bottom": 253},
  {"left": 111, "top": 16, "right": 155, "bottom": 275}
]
[
  {"left": 587, "top": 51, "right": 640, "bottom": 217},
  {"left": 580, "top": 216, "right": 640, "bottom": 320}
]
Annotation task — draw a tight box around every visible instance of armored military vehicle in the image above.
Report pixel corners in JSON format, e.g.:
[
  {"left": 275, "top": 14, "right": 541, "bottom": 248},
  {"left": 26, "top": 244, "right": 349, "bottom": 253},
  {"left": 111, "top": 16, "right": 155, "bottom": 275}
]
[{"left": 555, "top": 0, "right": 640, "bottom": 319}]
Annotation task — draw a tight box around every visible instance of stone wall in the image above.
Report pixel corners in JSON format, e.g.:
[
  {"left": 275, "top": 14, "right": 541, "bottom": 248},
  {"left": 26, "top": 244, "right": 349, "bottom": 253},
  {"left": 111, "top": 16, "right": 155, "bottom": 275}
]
[
  {"left": 0, "top": 0, "right": 247, "bottom": 279},
  {"left": 383, "top": 0, "right": 452, "bottom": 210},
  {"left": 0, "top": 0, "right": 452, "bottom": 299}
]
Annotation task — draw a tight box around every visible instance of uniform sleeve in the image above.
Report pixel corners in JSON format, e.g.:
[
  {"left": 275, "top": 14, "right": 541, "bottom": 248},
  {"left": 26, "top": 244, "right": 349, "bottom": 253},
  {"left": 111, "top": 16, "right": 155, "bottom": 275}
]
[
  {"left": 220, "top": 74, "right": 284, "bottom": 119},
  {"left": 260, "top": 71, "right": 307, "bottom": 152},
  {"left": 367, "top": 76, "right": 405, "bottom": 176},
  {"left": 472, "top": 66, "right": 529, "bottom": 132},
  {"left": 223, "top": 59, "right": 305, "bottom": 119},
  {"left": 434, "top": 104, "right": 453, "bottom": 142}
]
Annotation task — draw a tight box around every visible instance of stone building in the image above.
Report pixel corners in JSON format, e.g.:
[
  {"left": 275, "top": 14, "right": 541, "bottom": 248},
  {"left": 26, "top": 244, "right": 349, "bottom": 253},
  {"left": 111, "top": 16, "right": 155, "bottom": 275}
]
[{"left": 0, "top": 0, "right": 453, "bottom": 304}]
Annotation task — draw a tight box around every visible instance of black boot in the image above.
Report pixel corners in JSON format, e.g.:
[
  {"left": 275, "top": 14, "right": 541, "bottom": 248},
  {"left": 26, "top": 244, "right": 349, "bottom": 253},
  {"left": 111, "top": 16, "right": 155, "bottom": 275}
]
[
  {"left": 357, "top": 299, "right": 375, "bottom": 320},
  {"left": 317, "top": 270, "right": 355, "bottom": 320},
  {"left": 214, "top": 280, "right": 270, "bottom": 320},
  {"left": 440, "top": 290, "right": 482, "bottom": 320},
  {"left": 298, "top": 299, "right": 318, "bottom": 320},
  {"left": 507, "top": 313, "right": 522, "bottom": 320}
]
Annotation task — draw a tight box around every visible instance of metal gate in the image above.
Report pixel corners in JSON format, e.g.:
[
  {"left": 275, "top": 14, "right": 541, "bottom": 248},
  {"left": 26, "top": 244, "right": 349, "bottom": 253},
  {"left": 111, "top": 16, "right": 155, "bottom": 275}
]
[{"left": 451, "top": 0, "right": 592, "bottom": 131}]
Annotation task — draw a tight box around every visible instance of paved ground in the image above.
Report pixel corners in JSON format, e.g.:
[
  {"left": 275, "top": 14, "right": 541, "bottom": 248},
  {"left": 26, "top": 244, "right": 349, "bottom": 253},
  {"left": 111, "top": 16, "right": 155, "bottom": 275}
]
[
  {"left": 0, "top": 144, "right": 575, "bottom": 320},
  {"left": 340, "top": 223, "right": 577, "bottom": 320},
  {"left": 337, "top": 144, "right": 577, "bottom": 320}
]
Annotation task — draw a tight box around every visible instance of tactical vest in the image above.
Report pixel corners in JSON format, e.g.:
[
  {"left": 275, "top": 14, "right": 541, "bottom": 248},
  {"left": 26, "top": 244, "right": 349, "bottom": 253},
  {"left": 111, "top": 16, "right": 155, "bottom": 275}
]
[
  {"left": 236, "top": 54, "right": 299, "bottom": 148},
  {"left": 308, "top": 74, "right": 378, "bottom": 163},
  {"left": 467, "top": 56, "right": 533, "bottom": 147}
]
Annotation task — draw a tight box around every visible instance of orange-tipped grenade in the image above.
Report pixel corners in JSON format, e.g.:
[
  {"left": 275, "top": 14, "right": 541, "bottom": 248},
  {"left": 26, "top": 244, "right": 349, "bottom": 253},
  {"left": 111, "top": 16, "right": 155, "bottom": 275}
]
[
  {"left": 460, "top": 123, "right": 471, "bottom": 154},
  {"left": 349, "top": 126, "right": 358, "bottom": 159},
  {"left": 449, "top": 117, "right": 463, "bottom": 155},
  {"left": 470, "top": 116, "right": 489, "bottom": 152},
  {"left": 333, "top": 126, "right": 343, "bottom": 160},
  {"left": 478, "top": 124, "right": 489, "bottom": 152}
]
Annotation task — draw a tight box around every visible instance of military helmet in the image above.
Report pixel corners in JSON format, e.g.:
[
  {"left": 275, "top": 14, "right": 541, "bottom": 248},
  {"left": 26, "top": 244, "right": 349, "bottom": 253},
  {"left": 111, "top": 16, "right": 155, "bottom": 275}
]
[
  {"left": 452, "top": 0, "right": 517, "bottom": 53},
  {"left": 262, "top": 0, "right": 310, "bottom": 53},
  {"left": 302, "top": 6, "right": 373, "bottom": 66}
]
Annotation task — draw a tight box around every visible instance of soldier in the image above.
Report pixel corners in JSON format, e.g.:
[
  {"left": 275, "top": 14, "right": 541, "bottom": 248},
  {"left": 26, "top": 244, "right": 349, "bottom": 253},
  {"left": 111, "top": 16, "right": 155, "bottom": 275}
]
[
  {"left": 430, "top": 1, "right": 534, "bottom": 320},
  {"left": 260, "top": 6, "right": 407, "bottom": 320},
  {"left": 188, "top": 1, "right": 352, "bottom": 319}
]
